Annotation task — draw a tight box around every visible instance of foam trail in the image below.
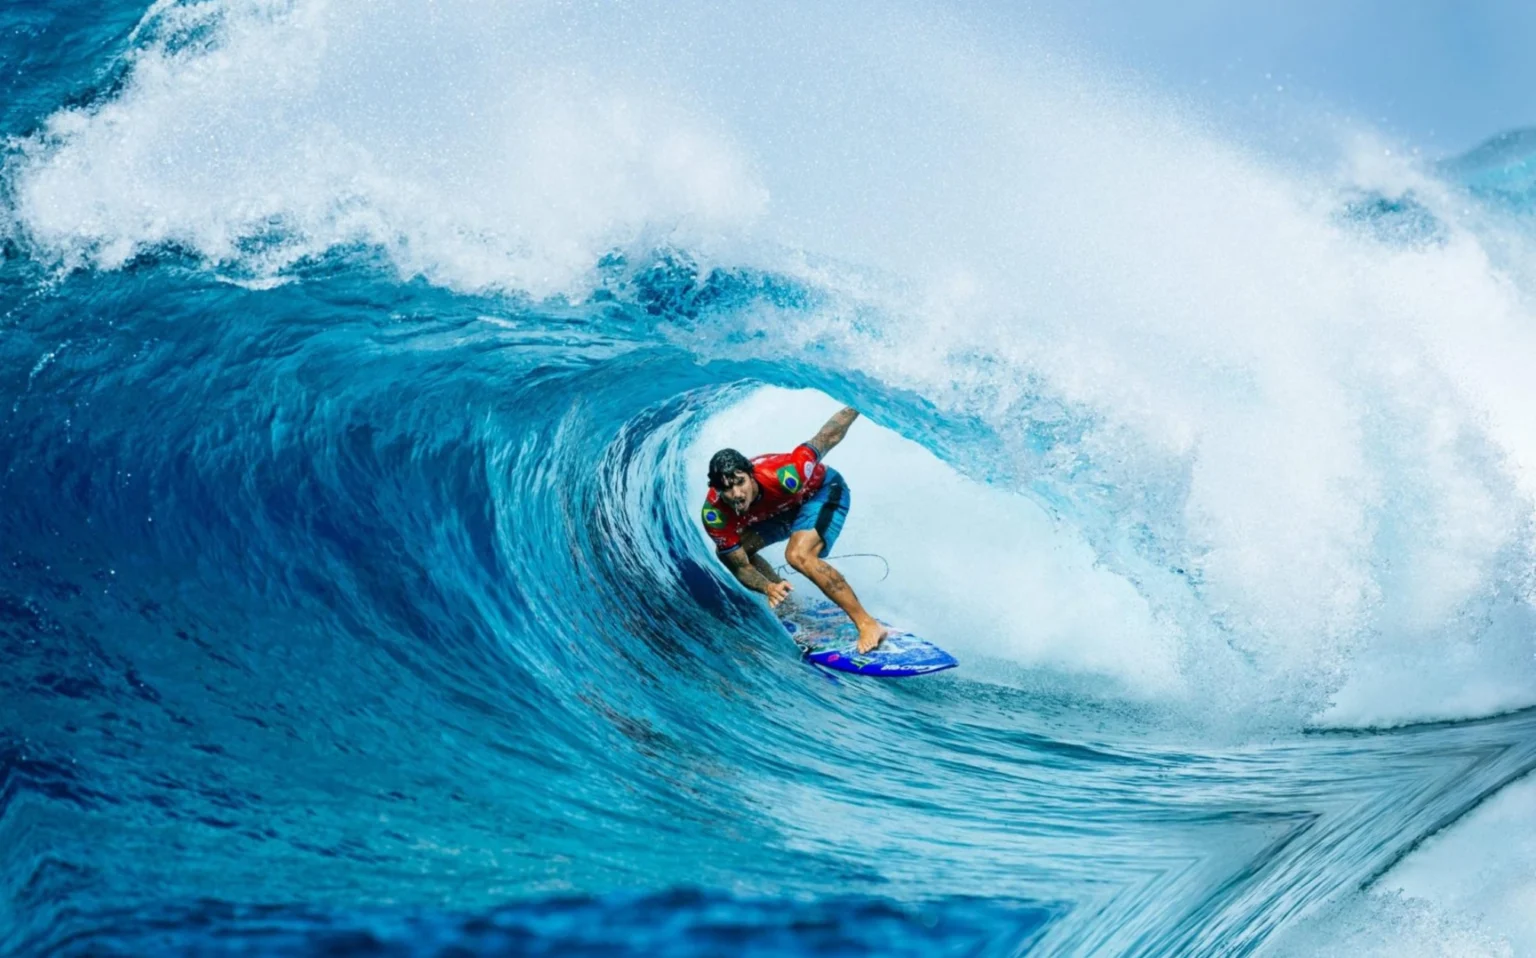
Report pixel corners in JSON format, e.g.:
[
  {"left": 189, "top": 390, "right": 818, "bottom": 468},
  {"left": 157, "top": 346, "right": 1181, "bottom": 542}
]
[{"left": 1273, "top": 774, "right": 1536, "bottom": 957}]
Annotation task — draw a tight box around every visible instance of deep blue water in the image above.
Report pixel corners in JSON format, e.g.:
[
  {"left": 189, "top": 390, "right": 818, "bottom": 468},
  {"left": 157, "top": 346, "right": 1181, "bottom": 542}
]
[{"left": 5, "top": 3, "right": 1536, "bottom": 956}]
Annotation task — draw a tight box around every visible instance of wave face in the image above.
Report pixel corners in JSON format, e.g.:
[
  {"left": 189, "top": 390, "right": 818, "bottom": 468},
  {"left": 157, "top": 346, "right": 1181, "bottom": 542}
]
[{"left": 5, "top": 2, "right": 1536, "bottom": 955}]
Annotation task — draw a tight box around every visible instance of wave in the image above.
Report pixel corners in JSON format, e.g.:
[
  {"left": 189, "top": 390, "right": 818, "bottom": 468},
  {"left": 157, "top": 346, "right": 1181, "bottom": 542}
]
[{"left": 5, "top": 0, "right": 1536, "bottom": 954}]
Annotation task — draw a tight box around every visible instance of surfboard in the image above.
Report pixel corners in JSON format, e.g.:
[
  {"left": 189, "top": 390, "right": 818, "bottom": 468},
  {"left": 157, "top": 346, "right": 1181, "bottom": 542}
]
[{"left": 779, "top": 599, "right": 958, "bottom": 677}]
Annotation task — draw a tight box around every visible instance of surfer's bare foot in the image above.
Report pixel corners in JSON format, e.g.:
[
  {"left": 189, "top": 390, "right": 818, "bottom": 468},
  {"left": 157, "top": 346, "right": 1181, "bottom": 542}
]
[{"left": 856, "top": 620, "right": 887, "bottom": 653}]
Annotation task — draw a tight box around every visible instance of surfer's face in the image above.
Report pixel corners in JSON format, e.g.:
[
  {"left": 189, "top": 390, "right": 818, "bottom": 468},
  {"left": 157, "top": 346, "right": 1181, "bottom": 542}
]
[{"left": 718, "top": 470, "right": 756, "bottom": 511}]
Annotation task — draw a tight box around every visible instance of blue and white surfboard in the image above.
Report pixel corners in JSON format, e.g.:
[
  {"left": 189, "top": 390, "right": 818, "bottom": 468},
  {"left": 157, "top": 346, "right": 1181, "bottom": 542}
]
[{"left": 780, "top": 600, "right": 958, "bottom": 678}]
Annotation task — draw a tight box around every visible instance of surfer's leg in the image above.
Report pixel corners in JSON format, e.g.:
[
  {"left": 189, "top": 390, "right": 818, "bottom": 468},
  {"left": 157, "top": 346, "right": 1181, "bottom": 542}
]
[
  {"left": 793, "top": 469, "right": 848, "bottom": 557},
  {"left": 784, "top": 470, "right": 884, "bottom": 651},
  {"left": 784, "top": 530, "right": 886, "bottom": 653}
]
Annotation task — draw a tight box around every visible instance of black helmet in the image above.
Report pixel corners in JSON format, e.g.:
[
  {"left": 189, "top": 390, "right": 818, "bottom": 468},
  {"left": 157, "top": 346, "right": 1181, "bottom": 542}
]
[{"left": 708, "top": 449, "right": 752, "bottom": 490}]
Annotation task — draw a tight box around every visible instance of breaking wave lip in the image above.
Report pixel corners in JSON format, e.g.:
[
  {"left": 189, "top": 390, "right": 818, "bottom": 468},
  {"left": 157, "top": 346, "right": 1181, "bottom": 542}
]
[{"left": 3, "top": 0, "right": 771, "bottom": 296}]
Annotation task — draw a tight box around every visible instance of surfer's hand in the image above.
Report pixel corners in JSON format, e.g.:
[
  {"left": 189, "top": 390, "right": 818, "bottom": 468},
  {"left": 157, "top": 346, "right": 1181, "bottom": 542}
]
[
  {"left": 764, "top": 580, "right": 793, "bottom": 607},
  {"left": 856, "top": 621, "right": 887, "bottom": 653}
]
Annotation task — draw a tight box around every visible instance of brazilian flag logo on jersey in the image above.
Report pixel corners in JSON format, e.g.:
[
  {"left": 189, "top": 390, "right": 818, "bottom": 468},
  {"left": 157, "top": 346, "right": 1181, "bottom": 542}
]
[
  {"left": 776, "top": 463, "right": 802, "bottom": 492},
  {"left": 701, "top": 505, "right": 727, "bottom": 529}
]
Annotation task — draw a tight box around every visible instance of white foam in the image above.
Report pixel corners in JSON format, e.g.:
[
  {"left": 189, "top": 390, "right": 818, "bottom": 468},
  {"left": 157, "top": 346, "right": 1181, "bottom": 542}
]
[
  {"left": 1273, "top": 772, "right": 1536, "bottom": 957},
  {"left": 1383, "top": 771, "right": 1536, "bottom": 955},
  {"left": 724, "top": 64, "right": 1536, "bottom": 727},
  {"left": 8, "top": 0, "right": 767, "bottom": 295}
]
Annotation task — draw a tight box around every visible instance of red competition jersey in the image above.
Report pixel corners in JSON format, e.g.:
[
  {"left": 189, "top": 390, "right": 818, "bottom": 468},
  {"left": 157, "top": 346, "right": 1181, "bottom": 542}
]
[{"left": 701, "top": 443, "right": 826, "bottom": 553}]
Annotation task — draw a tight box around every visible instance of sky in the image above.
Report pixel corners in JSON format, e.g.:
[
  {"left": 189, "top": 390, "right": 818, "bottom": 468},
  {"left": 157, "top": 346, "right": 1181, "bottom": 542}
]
[{"left": 1005, "top": 0, "right": 1536, "bottom": 158}]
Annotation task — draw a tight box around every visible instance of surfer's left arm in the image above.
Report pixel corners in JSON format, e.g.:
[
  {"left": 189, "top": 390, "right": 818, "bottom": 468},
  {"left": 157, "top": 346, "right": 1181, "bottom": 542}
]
[{"left": 808, "top": 406, "right": 859, "bottom": 458}]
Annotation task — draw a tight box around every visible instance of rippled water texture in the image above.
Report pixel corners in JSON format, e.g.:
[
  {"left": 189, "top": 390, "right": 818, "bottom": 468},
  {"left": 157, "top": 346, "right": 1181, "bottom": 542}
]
[{"left": 5, "top": 2, "right": 1536, "bottom": 955}]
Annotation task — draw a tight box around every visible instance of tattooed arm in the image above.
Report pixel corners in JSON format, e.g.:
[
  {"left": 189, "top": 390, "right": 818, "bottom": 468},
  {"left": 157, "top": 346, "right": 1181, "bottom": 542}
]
[
  {"left": 720, "top": 548, "right": 793, "bottom": 607},
  {"left": 807, "top": 406, "right": 859, "bottom": 458}
]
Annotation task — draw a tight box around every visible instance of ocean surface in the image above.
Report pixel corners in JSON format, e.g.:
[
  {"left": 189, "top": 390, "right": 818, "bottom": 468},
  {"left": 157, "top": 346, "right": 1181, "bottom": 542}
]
[{"left": 5, "top": 2, "right": 1536, "bottom": 955}]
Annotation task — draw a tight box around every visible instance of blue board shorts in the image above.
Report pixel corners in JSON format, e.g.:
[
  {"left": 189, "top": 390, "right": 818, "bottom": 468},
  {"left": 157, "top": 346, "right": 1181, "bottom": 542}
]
[{"left": 747, "top": 468, "right": 848, "bottom": 557}]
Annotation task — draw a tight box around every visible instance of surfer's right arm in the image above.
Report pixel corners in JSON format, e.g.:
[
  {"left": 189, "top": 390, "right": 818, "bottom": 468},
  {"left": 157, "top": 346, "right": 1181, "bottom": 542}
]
[
  {"left": 807, "top": 406, "right": 859, "bottom": 458},
  {"left": 720, "top": 549, "right": 793, "bottom": 607}
]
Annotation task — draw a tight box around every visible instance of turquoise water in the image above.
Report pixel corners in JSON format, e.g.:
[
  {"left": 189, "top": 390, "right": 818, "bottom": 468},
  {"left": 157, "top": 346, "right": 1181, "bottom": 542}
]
[{"left": 5, "top": 2, "right": 1536, "bottom": 955}]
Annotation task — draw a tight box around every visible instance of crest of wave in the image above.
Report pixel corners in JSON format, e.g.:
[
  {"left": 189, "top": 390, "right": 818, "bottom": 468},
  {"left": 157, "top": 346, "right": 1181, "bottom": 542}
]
[{"left": 6, "top": 0, "right": 768, "bottom": 294}]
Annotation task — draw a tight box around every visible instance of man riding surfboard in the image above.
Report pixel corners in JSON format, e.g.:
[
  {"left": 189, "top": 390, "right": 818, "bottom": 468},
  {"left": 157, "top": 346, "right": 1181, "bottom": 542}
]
[{"left": 701, "top": 406, "right": 888, "bottom": 653}]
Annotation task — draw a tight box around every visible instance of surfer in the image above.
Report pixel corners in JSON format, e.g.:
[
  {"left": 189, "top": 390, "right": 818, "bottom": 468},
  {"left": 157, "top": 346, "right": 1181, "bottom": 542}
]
[{"left": 701, "top": 406, "right": 888, "bottom": 653}]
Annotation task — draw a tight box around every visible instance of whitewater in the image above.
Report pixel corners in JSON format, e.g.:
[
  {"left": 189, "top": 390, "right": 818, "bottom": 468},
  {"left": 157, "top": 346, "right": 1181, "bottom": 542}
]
[{"left": 3, "top": 0, "right": 1536, "bottom": 954}]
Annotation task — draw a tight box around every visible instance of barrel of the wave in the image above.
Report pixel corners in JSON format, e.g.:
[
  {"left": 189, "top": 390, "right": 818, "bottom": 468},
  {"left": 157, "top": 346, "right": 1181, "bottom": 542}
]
[{"left": 699, "top": 404, "right": 958, "bottom": 678}]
